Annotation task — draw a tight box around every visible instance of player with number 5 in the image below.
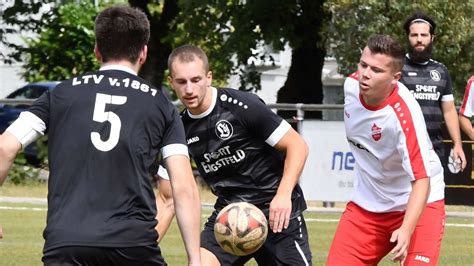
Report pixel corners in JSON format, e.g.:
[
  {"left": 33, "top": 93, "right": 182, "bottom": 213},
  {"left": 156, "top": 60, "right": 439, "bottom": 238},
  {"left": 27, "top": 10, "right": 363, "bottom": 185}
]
[{"left": 0, "top": 5, "right": 201, "bottom": 265}]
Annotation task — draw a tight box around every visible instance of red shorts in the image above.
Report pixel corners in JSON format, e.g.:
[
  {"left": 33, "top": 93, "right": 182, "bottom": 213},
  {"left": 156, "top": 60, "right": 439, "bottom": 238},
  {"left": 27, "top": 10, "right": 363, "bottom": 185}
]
[
  {"left": 405, "top": 199, "right": 445, "bottom": 265},
  {"left": 327, "top": 200, "right": 445, "bottom": 266}
]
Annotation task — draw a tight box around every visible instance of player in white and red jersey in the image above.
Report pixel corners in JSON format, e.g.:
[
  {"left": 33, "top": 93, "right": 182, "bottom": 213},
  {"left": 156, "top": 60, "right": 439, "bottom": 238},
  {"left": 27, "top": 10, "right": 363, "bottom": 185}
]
[
  {"left": 327, "top": 35, "right": 445, "bottom": 265},
  {"left": 459, "top": 76, "right": 474, "bottom": 140}
]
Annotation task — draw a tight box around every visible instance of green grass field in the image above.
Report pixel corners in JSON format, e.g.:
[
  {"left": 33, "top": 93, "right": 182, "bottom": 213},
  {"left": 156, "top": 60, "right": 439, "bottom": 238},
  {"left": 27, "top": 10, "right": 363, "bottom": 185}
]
[{"left": 1, "top": 183, "right": 473, "bottom": 265}]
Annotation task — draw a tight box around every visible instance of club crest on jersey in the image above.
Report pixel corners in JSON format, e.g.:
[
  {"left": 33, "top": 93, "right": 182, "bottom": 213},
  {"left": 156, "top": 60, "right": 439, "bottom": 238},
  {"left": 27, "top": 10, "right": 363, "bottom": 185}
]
[
  {"left": 371, "top": 123, "right": 382, "bottom": 141},
  {"left": 215, "top": 120, "right": 233, "bottom": 140},
  {"left": 430, "top": 70, "right": 441, "bottom": 81}
]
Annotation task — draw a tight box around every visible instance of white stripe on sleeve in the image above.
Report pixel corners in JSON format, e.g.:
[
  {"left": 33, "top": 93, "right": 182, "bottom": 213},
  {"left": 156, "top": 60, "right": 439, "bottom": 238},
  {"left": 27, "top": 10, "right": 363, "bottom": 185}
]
[
  {"left": 161, "top": 143, "right": 189, "bottom": 159},
  {"left": 6, "top": 111, "right": 45, "bottom": 147},
  {"left": 441, "top": 94, "right": 454, "bottom": 101},
  {"left": 265, "top": 120, "right": 291, "bottom": 147},
  {"left": 157, "top": 165, "right": 170, "bottom": 180}
]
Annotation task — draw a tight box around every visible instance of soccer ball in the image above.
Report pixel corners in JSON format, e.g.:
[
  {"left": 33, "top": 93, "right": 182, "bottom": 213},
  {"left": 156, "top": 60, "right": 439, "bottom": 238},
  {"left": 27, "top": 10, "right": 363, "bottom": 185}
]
[
  {"left": 214, "top": 202, "right": 268, "bottom": 256},
  {"left": 447, "top": 148, "right": 462, "bottom": 174}
]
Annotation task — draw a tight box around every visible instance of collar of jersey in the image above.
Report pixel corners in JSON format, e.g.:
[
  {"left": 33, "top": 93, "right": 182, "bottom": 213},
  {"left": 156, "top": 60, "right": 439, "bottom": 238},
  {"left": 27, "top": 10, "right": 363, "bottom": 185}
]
[
  {"left": 99, "top": 64, "right": 137, "bottom": 75},
  {"left": 405, "top": 53, "right": 429, "bottom": 65},
  {"left": 187, "top": 87, "right": 218, "bottom": 119},
  {"left": 359, "top": 83, "right": 400, "bottom": 111}
]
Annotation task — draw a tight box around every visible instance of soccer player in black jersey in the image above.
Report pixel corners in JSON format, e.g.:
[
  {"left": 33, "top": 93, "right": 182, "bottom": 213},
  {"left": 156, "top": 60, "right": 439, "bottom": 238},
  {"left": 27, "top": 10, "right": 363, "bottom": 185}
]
[
  {"left": 0, "top": 5, "right": 201, "bottom": 265},
  {"left": 164, "top": 45, "right": 312, "bottom": 265},
  {"left": 399, "top": 11, "right": 466, "bottom": 171}
]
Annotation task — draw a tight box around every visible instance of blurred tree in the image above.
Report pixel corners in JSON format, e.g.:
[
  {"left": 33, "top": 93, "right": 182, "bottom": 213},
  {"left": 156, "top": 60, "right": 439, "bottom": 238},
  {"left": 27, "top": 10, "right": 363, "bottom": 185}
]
[
  {"left": 173, "top": 0, "right": 328, "bottom": 118},
  {"left": 1, "top": 1, "right": 100, "bottom": 81},
  {"left": 3, "top": 1, "right": 472, "bottom": 103},
  {"left": 1, "top": 0, "right": 176, "bottom": 89},
  {"left": 129, "top": 0, "right": 178, "bottom": 90},
  {"left": 326, "top": 0, "right": 474, "bottom": 102}
]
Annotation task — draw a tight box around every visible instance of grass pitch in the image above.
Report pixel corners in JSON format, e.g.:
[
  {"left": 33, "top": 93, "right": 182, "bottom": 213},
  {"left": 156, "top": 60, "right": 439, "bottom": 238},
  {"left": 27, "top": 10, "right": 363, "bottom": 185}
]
[
  {"left": 0, "top": 183, "right": 473, "bottom": 265},
  {"left": 0, "top": 203, "right": 473, "bottom": 265}
]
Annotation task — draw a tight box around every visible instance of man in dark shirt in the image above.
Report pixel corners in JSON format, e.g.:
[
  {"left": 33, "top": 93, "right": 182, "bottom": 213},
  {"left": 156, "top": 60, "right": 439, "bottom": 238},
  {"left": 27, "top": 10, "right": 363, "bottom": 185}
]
[
  {"left": 399, "top": 11, "right": 466, "bottom": 171},
  {"left": 0, "top": 5, "right": 201, "bottom": 265},
  {"left": 162, "top": 44, "right": 312, "bottom": 265}
]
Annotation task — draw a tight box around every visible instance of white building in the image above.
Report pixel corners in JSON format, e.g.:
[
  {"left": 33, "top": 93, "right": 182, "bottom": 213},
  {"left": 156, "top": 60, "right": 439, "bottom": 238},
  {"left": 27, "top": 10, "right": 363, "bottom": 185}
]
[{"left": 228, "top": 44, "right": 345, "bottom": 120}]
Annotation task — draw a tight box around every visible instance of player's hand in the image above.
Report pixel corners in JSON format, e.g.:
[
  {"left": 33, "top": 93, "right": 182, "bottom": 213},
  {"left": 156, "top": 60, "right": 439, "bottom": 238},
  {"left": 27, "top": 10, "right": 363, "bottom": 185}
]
[
  {"left": 389, "top": 227, "right": 410, "bottom": 263},
  {"left": 0, "top": 225, "right": 3, "bottom": 239},
  {"left": 269, "top": 194, "right": 292, "bottom": 233},
  {"left": 453, "top": 145, "right": 467, "bottom": 171}
]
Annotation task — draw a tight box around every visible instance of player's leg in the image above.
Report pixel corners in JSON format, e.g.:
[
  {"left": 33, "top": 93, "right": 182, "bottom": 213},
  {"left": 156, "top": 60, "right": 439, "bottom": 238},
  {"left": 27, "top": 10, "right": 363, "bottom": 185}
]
[
  {"left": 200, "top": 247, "right": 221, "bottom": 266},
  {"left": 253, "top": 214, "right": 312, "bottom": 266},
  {"left": 200, "top": 210, "right": 252, "bottom": 266},
  {"left": 405, "top": 199, "right": 445, "bottom": 265},
  {"left": 326, "top": 202, "right": 403, "bottom": 265}
]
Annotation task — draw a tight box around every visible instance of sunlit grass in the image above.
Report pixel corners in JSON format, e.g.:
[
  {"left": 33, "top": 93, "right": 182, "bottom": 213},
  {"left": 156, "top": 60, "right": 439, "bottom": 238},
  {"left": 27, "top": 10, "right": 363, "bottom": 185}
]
[{"left": 1, "top": 183, "right": 473, "bottom": 265}]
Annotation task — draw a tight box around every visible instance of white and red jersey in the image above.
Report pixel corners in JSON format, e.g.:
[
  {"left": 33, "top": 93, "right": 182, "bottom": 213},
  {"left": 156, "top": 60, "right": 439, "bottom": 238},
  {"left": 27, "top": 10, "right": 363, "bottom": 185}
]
[
  {"left": 344, "top": 72, "right": 444, "bottom": 212},
  {"left": 459, "top": 76, "right": 474, "bottom": 118}
]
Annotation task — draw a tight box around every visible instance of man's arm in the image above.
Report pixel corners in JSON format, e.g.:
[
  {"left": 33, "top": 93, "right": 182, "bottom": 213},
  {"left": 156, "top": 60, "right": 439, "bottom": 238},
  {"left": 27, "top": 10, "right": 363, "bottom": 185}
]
[
  {"left": 0, "top": 132, "right": 22, "bottom": 185},
  {"left": 459, "top": 114, "right": 474, "bottom": 140},
  {"left": 390, "top": 177, "right": 430, "bottom": 263},
  {"left": 0, "top": 131, "right": 22, "bottom": 241},
  {"left": 164, "top": 155, "right": 201, "bottom": 265},
  {"left": 442, "top": 100, "right": 467, "bottom": 170},
  {"left": 270, "top": 127, "right": 309, "bottom": 233},
  {"left": 155, "top": 175, "right": 175, "bottom": 243}
]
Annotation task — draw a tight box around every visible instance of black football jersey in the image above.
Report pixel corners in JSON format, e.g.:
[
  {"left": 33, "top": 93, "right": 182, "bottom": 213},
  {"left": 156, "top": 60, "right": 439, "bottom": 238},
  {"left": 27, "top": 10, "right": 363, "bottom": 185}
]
[
  {"left": 400, "top": 56, "right": 453, "bottom": 159},
  {"left": 181, "top": 88, "right": 306, "bottom": 218},
  {"left": 28, "top": 68, "right": 187, "bottom": 251}
]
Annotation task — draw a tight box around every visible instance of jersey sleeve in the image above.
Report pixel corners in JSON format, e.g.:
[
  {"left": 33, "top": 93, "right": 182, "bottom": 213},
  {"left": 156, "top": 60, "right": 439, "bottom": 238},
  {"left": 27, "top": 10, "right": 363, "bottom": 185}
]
[
  {"left": 6, "top": 90, "right": 52, "bottom": 147},
  {"left": 459, "top": 77, "right": 474, "bottom": 117},
  {"left": 6, "top": 111, "right": 45, "bottom": 147},
  {"left": 26, "top": 89, "right": 51, "bottom": 128},
  {"left": 440, "top": 66, "right": 454, "bottom": 101},
  {"left": 344, "top": 72, "right": 360, "bottom": 102},
  {"left": 157, "top": 164, "right": 170, "bottom": 180},
  {"left": 160, "top": 104, "right": 189, "bottom": 159},
  {"left": 232, "top": 91, "right": 289, "bottom": 147},
  {"left": 395, "top": 84, "right": 431, "bottom": 180}
]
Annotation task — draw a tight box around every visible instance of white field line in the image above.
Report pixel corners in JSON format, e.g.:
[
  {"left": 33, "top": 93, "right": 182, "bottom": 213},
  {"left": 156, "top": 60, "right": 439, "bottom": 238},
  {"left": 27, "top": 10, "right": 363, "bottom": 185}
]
[
  {"left": 0, "top": 206, "right": 47, "bottom": 211},
  {"left": 2, "top": 205, "right": 474, "bottom": 228}
]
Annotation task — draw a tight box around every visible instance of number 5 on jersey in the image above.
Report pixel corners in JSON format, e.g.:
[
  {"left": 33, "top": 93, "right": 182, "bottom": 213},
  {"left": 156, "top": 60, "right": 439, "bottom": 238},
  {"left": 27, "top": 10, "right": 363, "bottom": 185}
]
[{"left": 91, "top": 93, "right": 127, "bottom": 152}]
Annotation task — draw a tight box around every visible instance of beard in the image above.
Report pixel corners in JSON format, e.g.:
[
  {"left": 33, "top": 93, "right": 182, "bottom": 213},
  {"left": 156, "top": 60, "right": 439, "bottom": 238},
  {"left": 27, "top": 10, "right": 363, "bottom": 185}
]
[{"left": 408, "top": 41, "right": 433, "bottom": 64}]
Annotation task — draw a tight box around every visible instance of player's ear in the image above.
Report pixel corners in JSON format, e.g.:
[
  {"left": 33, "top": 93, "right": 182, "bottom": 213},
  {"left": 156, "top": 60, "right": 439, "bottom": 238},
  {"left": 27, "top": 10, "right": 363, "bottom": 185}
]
[
  {"left": 138, "top": 45, "right": 147, "bottom": 65},
  {"left": 167, "top": 75, "right": 174, "bottom": 89},
  {"left": 207, "top": 71, "right": 213, "bottom": 87},
  {"left": 94, "top": 44, "right": 102, "bottom": 62},
  {"left": 392, "top": 71, "right": 402, "bottom": 85}
]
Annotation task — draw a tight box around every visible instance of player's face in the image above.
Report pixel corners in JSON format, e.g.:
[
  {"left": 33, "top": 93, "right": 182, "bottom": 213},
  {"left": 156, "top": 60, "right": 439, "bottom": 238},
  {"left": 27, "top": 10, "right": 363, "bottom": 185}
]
[
  {"left": 168, "top": 59, "right": 213, "bottom": 115},
  {"left": 408, "top": 23, "right": 433, "bottom": 52},
  {"left": 358, "top": 47, "right": 400, "bottom": 107}
]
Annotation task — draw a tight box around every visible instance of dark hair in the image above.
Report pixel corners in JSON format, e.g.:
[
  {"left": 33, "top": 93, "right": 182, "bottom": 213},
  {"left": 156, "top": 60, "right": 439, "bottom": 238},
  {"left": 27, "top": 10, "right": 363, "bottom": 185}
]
[
  {"left": 403, "top": 11, "right": 436, "bottom": 35},
  {"left": 95, "top": 5, "right": 150, "bottom": 64},
  {"left": 366, "top": 34, "right": 405, "bottom": 72},
  {"left": 168, "top": 45, "right": 209, "bottom": 75}
]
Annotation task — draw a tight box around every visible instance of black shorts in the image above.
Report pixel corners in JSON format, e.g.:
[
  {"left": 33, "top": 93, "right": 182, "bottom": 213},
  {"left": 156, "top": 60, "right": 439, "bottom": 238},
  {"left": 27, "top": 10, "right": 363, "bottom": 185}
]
[
  {"left": 201, "top": 210, "right": 312, "bottom": 266},
  {"left": 42, "top": 243, "right": 166, "bottom": 266}
]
